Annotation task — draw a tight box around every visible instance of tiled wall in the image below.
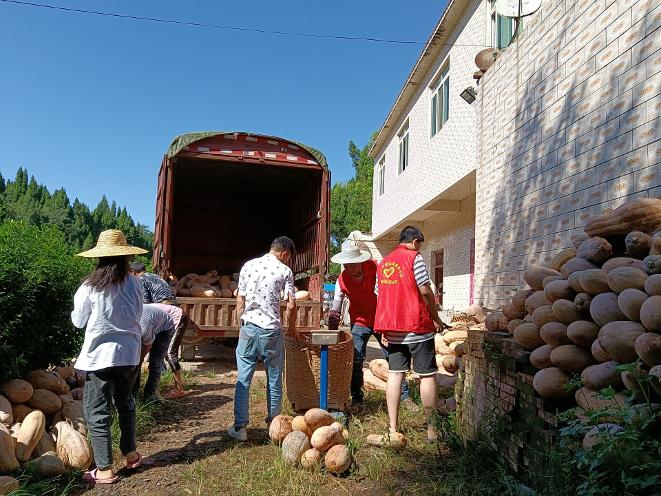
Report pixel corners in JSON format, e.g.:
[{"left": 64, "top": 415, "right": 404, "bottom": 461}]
[{"left": 474, "top": 0, "right": 661, "bottom": 308}]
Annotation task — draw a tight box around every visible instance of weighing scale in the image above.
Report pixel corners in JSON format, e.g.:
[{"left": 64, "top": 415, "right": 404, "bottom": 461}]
[{"left": 309, "top": 329, "right": 346, "bottom": 421}]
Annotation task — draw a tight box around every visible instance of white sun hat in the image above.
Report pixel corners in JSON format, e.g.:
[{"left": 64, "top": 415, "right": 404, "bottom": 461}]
[{"left": 331, "top": 231, "right": 371, "bottom": 265}]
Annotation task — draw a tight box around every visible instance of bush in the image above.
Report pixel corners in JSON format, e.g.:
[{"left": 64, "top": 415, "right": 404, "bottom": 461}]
[{"left": 0, "top": 221, "right": 92, "bottom": 382}]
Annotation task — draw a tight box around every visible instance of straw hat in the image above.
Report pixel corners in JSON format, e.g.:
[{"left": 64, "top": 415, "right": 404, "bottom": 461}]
[
  {"left": 76, "top": 229, "right": 148, "bottom": 258},
  {"left": 331, "top": 231, "right": 371, "bottom": 265}
]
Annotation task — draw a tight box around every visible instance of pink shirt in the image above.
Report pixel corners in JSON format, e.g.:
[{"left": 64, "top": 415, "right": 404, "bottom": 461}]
[{"left": 151, "top": 303, "right": 183, "bottom": 329}]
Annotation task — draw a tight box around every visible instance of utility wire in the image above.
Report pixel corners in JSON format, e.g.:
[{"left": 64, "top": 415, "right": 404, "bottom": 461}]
[{"left": 0, "top": 0, "right": 492, "bottom": 48}]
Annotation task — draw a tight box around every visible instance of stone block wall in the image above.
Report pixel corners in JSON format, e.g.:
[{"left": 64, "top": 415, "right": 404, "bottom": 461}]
[
  {"left": 458, "top": 329, "right": 567, "bottom": 484},
  {"left": 473, "top": 0, "right": 661, "bottom": 309}
]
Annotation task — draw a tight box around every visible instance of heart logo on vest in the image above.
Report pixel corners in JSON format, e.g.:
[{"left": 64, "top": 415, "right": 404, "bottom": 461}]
[{"left": 383, "top": 267, "right": 395, "bottom": 278}]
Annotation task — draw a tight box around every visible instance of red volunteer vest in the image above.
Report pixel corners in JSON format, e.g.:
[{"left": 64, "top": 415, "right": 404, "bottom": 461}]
[
  {"left": 374, "top": 246, "right": 435, "bottom": 334},
  {"left": 338, "top": 260, "right": 377, "bottom": 328}
]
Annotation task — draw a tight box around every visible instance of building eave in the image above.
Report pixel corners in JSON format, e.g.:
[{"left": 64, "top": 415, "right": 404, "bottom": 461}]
[{"left": 368, "top": 0, "right": 470, "bottom": 159}]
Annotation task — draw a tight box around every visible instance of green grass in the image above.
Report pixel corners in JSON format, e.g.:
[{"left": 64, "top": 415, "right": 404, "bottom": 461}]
[
  {"left": 8, "top": 464, "right": 83, "bottom": 496},
  {"left": 180, "top": 386, "right": 521, "bottom": 496}
]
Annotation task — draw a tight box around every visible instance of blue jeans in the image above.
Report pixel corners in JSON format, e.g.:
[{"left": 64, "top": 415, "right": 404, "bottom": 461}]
[
  {"left": 351, "top": 324, "right": 410, "bottom": 402},
  {"left": 134, "top": 327, "right": 175, "bottom": 400},
  {"left": 234, "top": 322, "right": 284, "bottom": 429}
]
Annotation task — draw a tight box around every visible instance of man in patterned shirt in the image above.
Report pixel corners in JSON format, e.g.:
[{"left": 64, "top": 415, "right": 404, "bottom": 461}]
[
  {"left": 134, "top": 304, "right": 175, "bottom": 400},
  {"left": 228, "top": 236, "right": 297, "bottom": 442}
]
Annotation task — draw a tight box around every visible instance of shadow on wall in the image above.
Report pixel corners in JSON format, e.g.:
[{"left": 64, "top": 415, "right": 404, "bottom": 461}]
[{"left": 475, "top": 0, "right": 659, "bottom": 309}]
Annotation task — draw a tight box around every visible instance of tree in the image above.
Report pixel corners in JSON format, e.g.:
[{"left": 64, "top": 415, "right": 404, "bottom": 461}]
[{"left": 329, "top": 133, "right": 377, "bottom": 275}]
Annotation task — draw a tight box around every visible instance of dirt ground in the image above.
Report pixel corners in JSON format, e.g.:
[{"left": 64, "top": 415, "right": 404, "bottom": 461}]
[{"left": 74, "top": 340, "right": 391, "bottom": 496}]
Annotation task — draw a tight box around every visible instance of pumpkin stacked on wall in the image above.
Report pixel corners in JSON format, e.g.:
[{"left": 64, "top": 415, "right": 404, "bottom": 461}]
[
  {"left": 492, "top": 199, "right": 660, "bottom": 408},
  {"left": 0, "top": 365, "right": 91, "bottom": 488},
  {"left": 271, "top": 409, "right": 352, "bottom": 474}
]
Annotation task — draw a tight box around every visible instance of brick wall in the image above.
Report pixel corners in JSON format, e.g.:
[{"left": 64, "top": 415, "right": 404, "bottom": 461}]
[
  {"left": 458, "top": 329, "right": 566, "bottom": 484},
  {"left": 473, "top": 0, "right": 661, "bottom": 309}
]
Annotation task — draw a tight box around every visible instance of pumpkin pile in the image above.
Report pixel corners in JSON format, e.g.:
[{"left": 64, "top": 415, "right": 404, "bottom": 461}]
[
  {"left": 169, "top": 270, "right": 311, "bottom": 301},
  {"left": 484, "top": 198, "right": 660, "bottom": 430},
  {"left": 269, "top": 409, "right": 352, "bottom": 474},
  {"left": 0, "top": 366, "right": 92, "bottom": 488}
]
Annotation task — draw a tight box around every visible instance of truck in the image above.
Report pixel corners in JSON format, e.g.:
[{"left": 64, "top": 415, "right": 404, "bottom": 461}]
[{"left": 152, "top": 131, "right": 330, "bottom": 341}]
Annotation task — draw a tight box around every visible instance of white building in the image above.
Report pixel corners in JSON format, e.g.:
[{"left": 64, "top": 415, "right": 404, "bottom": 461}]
[{"left": 370, "top": 0, "right": 659, "bottom": 312}]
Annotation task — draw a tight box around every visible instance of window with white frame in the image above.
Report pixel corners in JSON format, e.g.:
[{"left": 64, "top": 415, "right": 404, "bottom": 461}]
[
  {"left": 490, "top": 0, "right": 517, "bottom": 50},
  {"left": 377, "top": 156, "right": 385, "bottom": 196},
  {"left": 397, "top": 122, "right": 409, "bottom": 174},
  {"left": 430, "top": 64, "right": 449, "bottom": 137}
]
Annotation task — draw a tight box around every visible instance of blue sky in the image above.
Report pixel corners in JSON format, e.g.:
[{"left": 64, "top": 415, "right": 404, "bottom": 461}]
[{"left": 0, "top": 0, "right": 445, "bottom": 227}]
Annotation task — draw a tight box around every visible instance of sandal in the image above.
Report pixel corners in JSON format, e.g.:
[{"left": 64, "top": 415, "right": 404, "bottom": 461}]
[
  {"left": 83, "top": 468, "right": 119, "bottom": 484},
  {"left": 125, "top": 452, "right": 143, "bottom": 469}
]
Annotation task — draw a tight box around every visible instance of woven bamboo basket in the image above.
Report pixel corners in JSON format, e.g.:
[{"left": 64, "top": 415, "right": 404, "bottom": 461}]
[{"left": 284, "top": 331, "right": 353, "bottom": 413}]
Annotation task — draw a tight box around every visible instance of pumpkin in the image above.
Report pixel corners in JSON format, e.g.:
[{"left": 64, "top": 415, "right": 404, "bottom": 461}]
[
  {"left": 629, "top": 403, "right": 661, "bottom": 425},
  {"left": 449, "top": 341, "right": 465, "bottom": 357},
  {"left": 651, "top": 366, "right": 661, "bottom": 396},
  {"left": 25, "top": 370, "right": 68, "bottom": 395},
  {"left": 0, "top": 476, "right": 18, "bottom": 495},
  {"left": 542, "top": 275, "right": 564, "bottom": 288},
  {"left": 366, "top": 432, "right": 407, "bottom": 448},
  {"left": 602, "top": 257, "right": 646, "bottom": 272},
  {"left": 574, "top": 293, "right": 593, "bottom": 314},
  {"left": 300, "top": 448, "right": 322, "bottom": 469},
  {"left": 304, "top": 409, "right": 334, "bottom": 432},
  {"left": 625, "top": 231, "right": 652, "bottom": 259},
  {"left": 530, "top": 345, "right": 554, "bottom": 369},
  {"left": 485, "top": 312, "right": 508, "bottom": 331},
  {"left": 53, "top": 421, "right": 92, "bottom": 469},
  {"left": 0, "top": 379, "right": 33, "bottom": 404},
  {"left": 550, "top": 345, "right": 595, "bottom": 373},
  {"left": 581, "top": 361, "right": 623, "bottom": 391},
  {"left": 573, "top": 232, "right": 590, "bottom": 248},
  {"left": 575, "top": 387, "right": 626, "bottom": 412},
  {"left": 59, "top": 393, "right": 73, "bottom": 405},
  {"left": 544, "top": 280, "right": 575, "bottom": 302},
  {"left": 0, "top": 396, "right": 11, "bottom": 427},
  {"left": 281, "top": 431, "right": 311, "bottom": 466},
  {"left": 540, "top": 322, "right": 570, "bottom": 347},
  {"left": 465, "top": 304, "right": 487, "bottom": 323},
  {"left": 61, "top": 401, "right": 87, "bottom": 436},
  {"left": 310, "top": 425, "right": 342, "bottom": 452},
  {"left": 590, "top": 292, "right": 626, "bottom": 326},
  {"left": 617, "top": 289, "right": 648, "bottom": 322},
  {"left": 291, "top": 416, "right": 313, "bottom": 438},
  {"left": 32, "top": 452, "right": 66, "bottom": 477},
  {"left": 0, "top": 424, "right": 19, "bottom": 473},
  {"left": 576, "top": 237, "right": 613, "bottom": 264},
  {"left": 532, "top": 305, "right": 558, "bottom": 328},
  {"left": 32, "top": 430, "right": 56, "bottom": 458},
  {"left": 552, "top": 299, "right": 582, "bottom": 324},
  {"left": 325, "top": 444, "right": 352, "bottom": 474},
  {"left": 525, "top": 291, "right": 552, "bottom": 314},
  {"left": 15, "top": 410, "right": 45, "bottom": 462},
  {"left": 634, "top": 332, "right": 661, "bottom": 367},
  {"left": 645, "top": 274, "right": 661, "bottom": 295},
  {"left": 369, "top": 359, "right": 389, "bottom": 382},
  {"left": 524, "top": 266, "right": 561, "bottom": 290},
  {"left": 512, "top": 289, "right": 535, "bottom": 313},
  {"left": 567, "top": 272, "right": 585, "bottom": 293},
  {"left": 643, "top": 255, "right": 661, "bottom": 275},
  {"left": 8, "top": 424, "right": 19, "bottom": 448},
  {"left": 502, "top": 302, "right": 525, "bottom": 320},
  {"left": 434, "top": 334, "right": 451, "bottom": 354},
  {"left": 443, "top": 330, "right": 468, "bottom": 345},
  {"left": 582, "top": 424, "right": 623, "bottom": 450},
  {"left": 607, "top": 267, "right": 648, "bottom": 293},
  {"left": 653, "top": 232, "right": 661, "bottom": 255},
  {"left": 640, "top": 295, "right": 661, "bottom": 331},
  {"left": 295, "top": 290, "right": 310, "bottom": 301},
  {"left": 621, "top": 370, "right": 645, "bottom": 399},
  {"left": 579, "top": 269, "right": 611, "bottom": 295},
  {"left": 70, "top": 388, "right": 83, "bottom": 401},
  {"left": 27, "top": 389, "right": 62, "bottom": 415},
  {"left": 532, "top": 367, "right": 573, "bottom": 399},
  {"left": 507, "top": 319, "right": 523, "bottom": 333},
  {"left": 514, "top": 323, "right": 543, "bottom": 350},
  {"left": 218, "top": 275, "right": 231, "bottom": 289},
  {"left": 584, "top": 198, "right": 661, "bottom": 237},
  {"left": 598, "top": 321, "right": 645, "bottom": 363},
  {"left": 591, "top": 340, "right": 612, "bottom": 363},
  {"left": 438, "top": 355, "right": 461, "bottom": 373},
  {"left": 543, "top": 247, "right": 578, "bottom": 272},
  {"left": 54, "top": 366, "right": 75, "bottom": 381},
  {"left": 269, "top": 415, "right": 293, "bottom": 444},
  {"left": 11, "top": 405, "right": 33, "bottom": 423},
  {"left": 561, "top": 258, "right": 598, "bottom": 279},
  {"left": 567, "top": 321, "right": 600, "bottom": 349}
]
